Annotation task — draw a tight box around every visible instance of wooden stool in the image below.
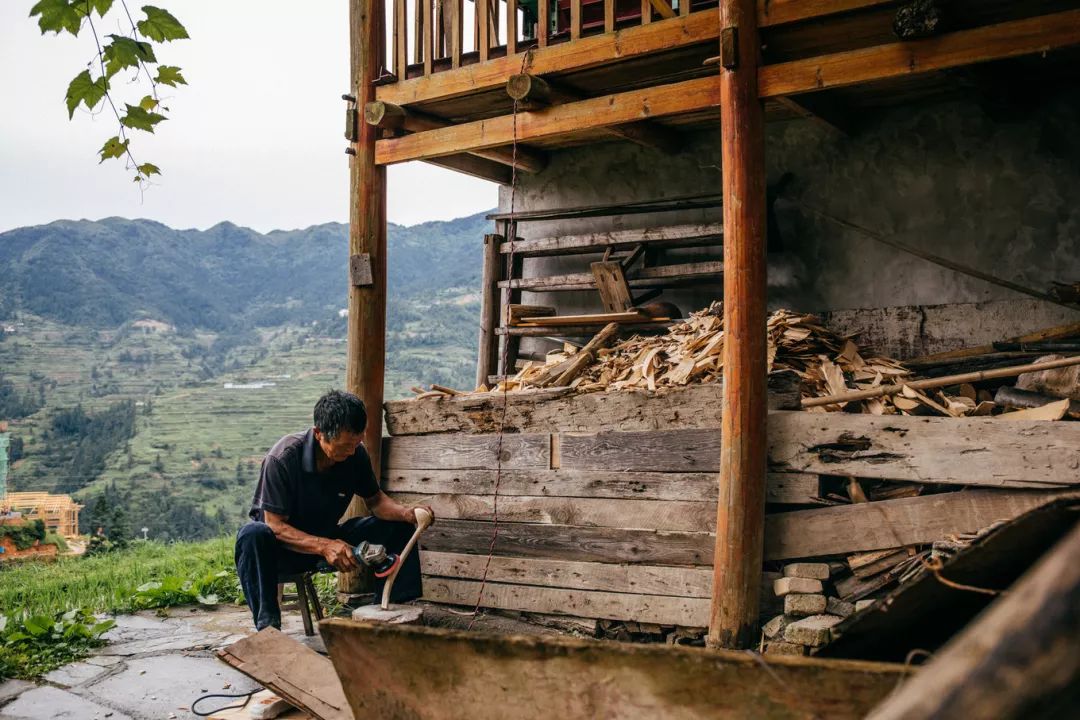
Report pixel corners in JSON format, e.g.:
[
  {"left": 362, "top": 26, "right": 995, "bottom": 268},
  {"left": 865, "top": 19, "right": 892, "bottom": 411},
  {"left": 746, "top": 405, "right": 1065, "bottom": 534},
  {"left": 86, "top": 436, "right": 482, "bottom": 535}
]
[{"left": 278, "top": 572, "right": 324, "bottom": 636}]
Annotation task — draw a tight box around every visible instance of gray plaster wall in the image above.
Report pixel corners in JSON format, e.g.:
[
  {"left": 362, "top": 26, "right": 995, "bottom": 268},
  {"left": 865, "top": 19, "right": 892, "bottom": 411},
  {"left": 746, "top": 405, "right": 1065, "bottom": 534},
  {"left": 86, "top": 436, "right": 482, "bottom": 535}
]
[{"left": 498, "top": 92, "right": 1080, "bottom": 343}]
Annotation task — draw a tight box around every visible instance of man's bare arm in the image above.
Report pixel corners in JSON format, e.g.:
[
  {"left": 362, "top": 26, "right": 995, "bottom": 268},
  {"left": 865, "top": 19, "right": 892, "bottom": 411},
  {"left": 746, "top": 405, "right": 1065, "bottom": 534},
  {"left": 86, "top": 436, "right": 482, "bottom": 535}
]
[
  {"left": 365, "top": 490, "right": 434, "bottom": 526},
  {"left": 262, "top": 510, "right": 359, "bottom": 571}
]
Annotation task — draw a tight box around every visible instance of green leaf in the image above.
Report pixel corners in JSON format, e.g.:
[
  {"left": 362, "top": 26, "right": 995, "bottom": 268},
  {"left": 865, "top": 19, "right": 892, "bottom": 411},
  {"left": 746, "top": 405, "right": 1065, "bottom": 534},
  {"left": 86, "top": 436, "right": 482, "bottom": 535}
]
[
  {"left": 138, "top": 94, "right": 158, "bottom": 111},
  {"left": 89, "top": 619, "right": 115, "bottom": 637},
  {"left": 64, "top": 70, "right": 108, "bottom": 119},
  {"left": 102, "top": 35, "right": 157, "bottom": 78},
  {"left": 121, "top": 104, "right": 166, "bottom": 132},
  {"left": 30, "top": 0, "right": 82, "bottom": 36},
  {"left": 135, "top": 581, "right": 161, "bottom": 593},
  {"left": 137, "top": 6, "right": 189, "bottom": 42},
  {"left": 154, "top": 65, "right": 187, "bottom": 87},
  {"left": 86, "top": 0, "right": 115, "bottom": 15},
  {"left": 98, "top": 136, "right": 130, "bottom": 162},
  {"left": 136, "top": 162, "right": 161, "bottom": 177},
  {"left": 23, "top": 616, "right": 52, "bottom": 638}
]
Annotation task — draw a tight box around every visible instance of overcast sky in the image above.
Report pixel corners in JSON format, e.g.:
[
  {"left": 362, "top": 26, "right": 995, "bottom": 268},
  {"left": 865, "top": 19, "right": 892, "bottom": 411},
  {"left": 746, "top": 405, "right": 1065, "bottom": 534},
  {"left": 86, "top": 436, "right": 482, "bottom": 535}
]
[{"left": 0, "top": 1, "right": 497, "bottom": 233}]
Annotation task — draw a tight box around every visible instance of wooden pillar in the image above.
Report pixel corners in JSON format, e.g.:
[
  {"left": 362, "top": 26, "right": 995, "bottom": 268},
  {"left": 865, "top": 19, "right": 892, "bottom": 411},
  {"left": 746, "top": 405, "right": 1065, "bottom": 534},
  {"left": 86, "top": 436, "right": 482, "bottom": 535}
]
[
  {"left": 341, "top": 0, "right": 388, "bottom": 593},
  {"left": 476, "top": 233, "right": 503, "bottom": 389},
  {"left": 707, "top": 0, "right": 767, "bottom": 650}
]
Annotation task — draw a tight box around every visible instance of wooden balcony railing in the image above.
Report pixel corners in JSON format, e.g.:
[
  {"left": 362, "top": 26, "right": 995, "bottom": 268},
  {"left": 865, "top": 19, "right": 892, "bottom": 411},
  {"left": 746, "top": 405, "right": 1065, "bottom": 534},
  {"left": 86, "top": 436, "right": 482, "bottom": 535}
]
[{"left": 385, "top": 0, "right": 701, "bottom": 82}]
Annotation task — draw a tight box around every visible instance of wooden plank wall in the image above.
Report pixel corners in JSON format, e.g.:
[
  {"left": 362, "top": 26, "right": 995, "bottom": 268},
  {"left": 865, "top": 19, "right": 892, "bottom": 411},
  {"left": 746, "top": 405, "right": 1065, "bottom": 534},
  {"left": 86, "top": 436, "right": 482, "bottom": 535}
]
[{"left": 383, "top": 398, "right": 1080, "bottom": 626}]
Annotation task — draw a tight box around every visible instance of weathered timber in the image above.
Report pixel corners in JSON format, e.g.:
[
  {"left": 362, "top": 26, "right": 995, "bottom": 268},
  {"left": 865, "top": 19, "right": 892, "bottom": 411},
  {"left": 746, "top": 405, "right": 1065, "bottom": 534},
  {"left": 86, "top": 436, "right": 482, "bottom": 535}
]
[
  {"left": 384, "top": 433, "right": 550, "bottom": 469},
  {"left": 475, "top": 233, "right": 502, "bottom": 388},
  {"left": 764, "top": 490, "right": 1076, "bottom": 561},
  {"left": 498, "top": 260, "right": 724, "bottom": 291},
  {"left": 393, "top": 492, "right": 714, "bottom": 531},
  {"left": 499, "top": 223, "right": 724, "bottom": 258},
  {"left": 497, "top": 321, "right": 672, "bottom": 336},
  {"left": 383, "top": 376, "right": 799, "bottom": 435},
  {"left": 424, "top": 153, "right": 513, "bottom": 184},
  {"left": 995, "top": 386, "right": 1080, "bottom": 419},
  {"left": 425, "top": 577, "right": 710, "bottom": 626},
  {"left": 559, "top": 427, "right": 721, "bottom": 472},
  {"left": 218, "top": 628, "right": 350, "bottom": 720},
  {"left": 591, "top": 263, "right": 634, "bottom": 313},
  {"left": 867, "top": 519, "right": 1080, "bottom": 720},
  {"left": 422, "top": 518, "right": 713, "bottom": 565},
  {"left": 768, "top": 411, "right": 1080, "bottom": 488},
  {"left": 320, "top": 619, "right": 910, "bottom": 720},
  {"left": 383, "top": 468, "right": 820, "bottom": 505}
]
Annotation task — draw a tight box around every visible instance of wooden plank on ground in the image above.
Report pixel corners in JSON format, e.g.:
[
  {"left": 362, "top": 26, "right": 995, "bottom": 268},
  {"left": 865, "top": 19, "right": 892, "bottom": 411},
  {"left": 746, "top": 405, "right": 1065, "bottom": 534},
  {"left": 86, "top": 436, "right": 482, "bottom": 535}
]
[
  {"left": 384, "top": 468, "right": 819, "bottom": 504},
  {"left": 384, "top": 433, "right": 550, "bottom": 469},
  {"left": 217, "top": 628, "right": 351, "bottom": 720},
  {"left": 422, "top": 518, "right": 713, "bottom": 565},
  {"left": 320, "top": 619, "right": 910, "bottom": 720},
  {"left": 424, "top": 577, "right": 710, "bottom": 625},
  {"left": 768, "top": 411, "right": 1080, "bottom": 489},
  {"left": 384, "top": 376, "right": 800, "bottom": 435},
  {"left": 501, "top": 222, "right": 723, "bottom": 257},
  {"left": 395, "top": 492, "right": 714, "bottom": 531},
  {"left": 764, "top": 489, "right": 1077, "bottom": 560}
]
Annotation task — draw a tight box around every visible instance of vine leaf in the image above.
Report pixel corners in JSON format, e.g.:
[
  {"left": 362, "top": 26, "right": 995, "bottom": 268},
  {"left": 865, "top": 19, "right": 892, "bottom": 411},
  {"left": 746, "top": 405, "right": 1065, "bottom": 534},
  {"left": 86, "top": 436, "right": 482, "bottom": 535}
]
[
  {"left": 30, "top": 0, "right": 83, "bottom": 36},
  {"left": 65, "top": 70, "right": 108, "bottom": 118},
  {"left": 84, "top": 0, "right": 115, "bottom": 16},
  {"left": 137, "top": 162, "right": 161, "bottom": 177},
  {"left": 103, "top": 35, "right": 157, "bottom": 78},
  {"left": 138, "top": 94, "right": 158, "bottom": 111},
  {"left": 154, "top": 65, "right": 187, "bottom": 87},
  {"left": 121, "top": 104, "right": 166, "bottom": 132},
  {"left": 98, "top": 136, "right": 129, "bottom": 162},
  {"left": 137, "top": 6, "right": 189, "bottom": 42}
]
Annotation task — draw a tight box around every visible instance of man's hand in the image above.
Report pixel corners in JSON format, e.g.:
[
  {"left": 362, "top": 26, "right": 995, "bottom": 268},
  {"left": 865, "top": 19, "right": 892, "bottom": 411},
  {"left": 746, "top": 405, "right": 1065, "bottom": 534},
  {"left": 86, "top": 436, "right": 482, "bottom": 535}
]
[
  {"left": 321, "top": 539, "right": 360, "bottom": 571},
  {"left": 407, "top": 505, "right": 435, "bottom": 526}
]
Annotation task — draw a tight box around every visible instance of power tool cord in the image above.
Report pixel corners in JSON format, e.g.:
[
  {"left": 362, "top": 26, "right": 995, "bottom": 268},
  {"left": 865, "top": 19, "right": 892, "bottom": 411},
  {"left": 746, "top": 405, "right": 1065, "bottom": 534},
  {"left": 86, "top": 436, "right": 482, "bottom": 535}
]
[{"left": 191, "top": 688, "right": 261, "bottom": 717}]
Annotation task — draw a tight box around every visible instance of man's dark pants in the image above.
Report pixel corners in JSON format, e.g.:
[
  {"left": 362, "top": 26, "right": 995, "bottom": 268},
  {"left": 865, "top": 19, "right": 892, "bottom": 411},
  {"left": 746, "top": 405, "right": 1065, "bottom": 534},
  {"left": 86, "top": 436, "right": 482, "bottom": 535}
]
[{"left": 234, "top": 517, "right": 423, "bottom": 630}]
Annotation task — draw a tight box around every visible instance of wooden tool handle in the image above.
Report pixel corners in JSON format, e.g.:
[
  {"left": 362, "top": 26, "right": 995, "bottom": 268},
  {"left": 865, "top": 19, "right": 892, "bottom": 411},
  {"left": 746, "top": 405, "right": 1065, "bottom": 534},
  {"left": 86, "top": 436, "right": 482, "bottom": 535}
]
[{"left": 380, "top": 508, "right": 432, "bottom": 610}]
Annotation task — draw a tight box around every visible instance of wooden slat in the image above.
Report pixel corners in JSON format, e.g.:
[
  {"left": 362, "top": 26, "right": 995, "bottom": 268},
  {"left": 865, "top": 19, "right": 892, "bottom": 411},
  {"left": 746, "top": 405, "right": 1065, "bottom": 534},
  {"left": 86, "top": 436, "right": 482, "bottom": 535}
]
[
  {"left": 571, "top": 0, "right": 582, "bottom": 39},
  {"left": 385, "top": 433, "right": 550, "bottom": 469},
  {"left": 680, "top": 0, "right": 689, "bottom": 17},
  {"left": 641, "top": 0, "right": 651, "bottom": 25},
  {"left": 759, "top": 9, "right": 1080, "bottom": 99},
  {"left": 423, "top": 0, "right": 433, "bottom": 73},
  {"left": 604, "top": 0, "right": 614, "bottom": 33},
  {"left": 413, "top": 0, "right": 423, "bottom": 64},
  {"left": 385, "top": 468, "right": 819, "bottom": 504},
  {"left": 478, "top": 0, "right": 490, "bottom": 61},
  {"left": 768, "top": 411, "right": 1080, "bottom": 489},
  {"left": 507, "top": 0, "right": 518, "bottom": 55},
  {"left": 498, "top": 321, "right": 672, "bottom": 336},
  {"left": 560, "top": 428, "right": 718, "bottom": 472},
  {"left": 423, "top": 518, "right": 713, "bottom": 565},
  {"left": 450, "top": 0, "right": 462, "bottom": 68},
  {"left": 425, "top": 577, "right": 710, "bottom": 625},
  {"left": 395, "top": 492, "right": 715, "bottom": 531},
  {"left": 590, "top": 261, "right": 634, "bottom": 312},
  {"left": 320, "top": 619, "right": 908, "bottom": 720},
  {"left": 497, "top": 260, "right": 723, "bottom": 291},
  {"left": 764, "top": 490, "right": 1077, "bottom": 561},
  {"left": 383, "top": 377, "right": 800, "bottom": 435},
  {"left": 537, "top": 0, "right": 549, "bottom": 47},
  {"left": 501, "top": 222, "right": 723, "bottom": 257},
  {"left": 394, "top": 0, "right": 408, "bottom": 79},
  {"left": 423, "top": 551, "right": 715, "bottom": 596}
]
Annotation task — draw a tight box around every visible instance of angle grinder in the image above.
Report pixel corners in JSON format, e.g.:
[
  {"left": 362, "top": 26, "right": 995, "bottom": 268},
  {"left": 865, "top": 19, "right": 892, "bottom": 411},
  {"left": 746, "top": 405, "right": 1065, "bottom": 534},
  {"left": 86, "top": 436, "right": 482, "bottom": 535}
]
[{"left": 317, "top": 540, "right": 401, "bottom": 577}]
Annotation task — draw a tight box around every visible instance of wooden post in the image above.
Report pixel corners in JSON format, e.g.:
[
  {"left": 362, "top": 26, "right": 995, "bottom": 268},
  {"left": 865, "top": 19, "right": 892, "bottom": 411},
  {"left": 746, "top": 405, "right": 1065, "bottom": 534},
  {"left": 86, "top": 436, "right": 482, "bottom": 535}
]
[
  {"left": 342, "top": 0, "right": 388, "bottom": 594},
  {"left": 707, "top": 0, "right": 767, "bottom": 650},
  {"left": 476, "top": 233, "right": 504, "bottom": 388}
]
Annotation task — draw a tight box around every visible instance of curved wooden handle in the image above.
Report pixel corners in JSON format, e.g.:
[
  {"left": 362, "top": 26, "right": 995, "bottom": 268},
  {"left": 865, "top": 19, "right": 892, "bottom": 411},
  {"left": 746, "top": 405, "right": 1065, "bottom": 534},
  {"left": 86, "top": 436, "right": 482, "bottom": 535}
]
[{"left": 379, "top": 509, "right": 432, "bottom": 610}]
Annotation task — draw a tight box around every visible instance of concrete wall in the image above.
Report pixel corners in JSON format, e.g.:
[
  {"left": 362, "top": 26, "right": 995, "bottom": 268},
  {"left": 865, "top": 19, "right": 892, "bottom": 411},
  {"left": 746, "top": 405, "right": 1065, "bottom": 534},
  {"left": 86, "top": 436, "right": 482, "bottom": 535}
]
[{"left": 498, "top": 91, "right": 1080, "bottom": 350}]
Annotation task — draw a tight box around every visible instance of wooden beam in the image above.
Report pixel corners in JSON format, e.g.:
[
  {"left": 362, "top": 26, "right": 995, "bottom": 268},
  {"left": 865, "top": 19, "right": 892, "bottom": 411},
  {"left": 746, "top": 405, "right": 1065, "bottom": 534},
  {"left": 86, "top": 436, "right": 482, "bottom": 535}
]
[
  {"left": 476, "top": 233, "right": 503, "bottom": 388},
  {"left": 366, "top": 100, "right": 548, "bottom": 174},
  {"left": 342, "top": 0, "right": 388, "bottom": 594},
  {"left": 320, "top": 619, "right": 909, "bottom": 720},
  {"left": 773, "top": 94, "right": 852, "bottom": 135},
  {"left": 424, "top": 153, "right": 513, "bottom": 184},
  {"left": 497, "top": 321, "right": 671, "bottom": 336},
  {"left": 507, "top": 73, "right": 683, "bottom": 154},
  {"left": 501, "top": 222, "right": 723, "bottom": 257},
  {"left": 498, "top": 260, "right": 723, "bottom": 291},
  {"left": 757, "top": 0, "right": 890, "bottom": 27},
  {"left": 709, "top": 0, "right": 768, "bottom": 651},
  {"left": 866, "top": 520, "right": 1080, "bottom": 720},
  {"left": 375, "top": 9, "right": 1080, "bottom": 165},
  {"left": 759, "top": 9, "right": 1080, "bottom": 98}
]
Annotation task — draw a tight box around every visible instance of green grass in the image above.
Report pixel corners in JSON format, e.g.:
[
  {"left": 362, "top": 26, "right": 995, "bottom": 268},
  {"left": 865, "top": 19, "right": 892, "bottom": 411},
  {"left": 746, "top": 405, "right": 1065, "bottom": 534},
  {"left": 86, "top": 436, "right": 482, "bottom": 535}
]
[{"left": 0, "top": 537, "right": 235, "bottom": 617}]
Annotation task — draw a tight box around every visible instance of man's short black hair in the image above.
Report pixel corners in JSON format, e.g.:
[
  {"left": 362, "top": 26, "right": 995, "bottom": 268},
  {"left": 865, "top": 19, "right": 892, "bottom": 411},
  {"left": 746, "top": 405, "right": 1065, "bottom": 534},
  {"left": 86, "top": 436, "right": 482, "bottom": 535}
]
[{"left": 313, "top": 390, "right": 367, "bottom": 439}]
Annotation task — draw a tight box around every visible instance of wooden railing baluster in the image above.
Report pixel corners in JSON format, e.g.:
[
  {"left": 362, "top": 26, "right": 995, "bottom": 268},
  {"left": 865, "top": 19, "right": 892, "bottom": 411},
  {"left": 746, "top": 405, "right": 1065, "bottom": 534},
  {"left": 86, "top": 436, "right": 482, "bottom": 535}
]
[
  {"left": 395, "top": 0, "right": 407, "bottom": 77},
  {"left": 451, "top": 0, "right": 462, "bottom": 68},
  {"left": 507, "top": 0, "right": 518, "bottom": 54},
  {"left": 479, "top": 0, "right": 491, "bottom": 60},
  {"left": 604, "top": 0, "right": 614, "bottom": 32},
  {"left": 423, "top": 0, "right": 434, "bottom": 73},
  {"left": 538, "top": 0, "right": 549, "bottom": 46},
  {"left": 571, "top": 0, "right": 582, "bottom": 39}
]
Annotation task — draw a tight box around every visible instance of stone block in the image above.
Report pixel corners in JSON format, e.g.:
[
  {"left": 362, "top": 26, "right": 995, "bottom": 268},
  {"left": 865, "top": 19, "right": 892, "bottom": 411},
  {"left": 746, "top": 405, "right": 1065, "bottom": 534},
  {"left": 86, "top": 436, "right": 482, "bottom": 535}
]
[
  {"left": 763, "top": 641, "right": 806, "bottom": 656},
  {"left": 784, "top": 614, "right": 843, "bottom": 647},
  {"left": 826, "top": 597, "right": 855, "bottom": 619},
  {"left": 784, "top": 593, "right": 827, "bottom": 617},
  {"left": 855, "top": 599, "right": 877, "bottom": 612},
  {"left": 773, "top": 576, "right": 824, "bottom": 597},
  {"left": 782, "top": 563, "right": 830, "bottom": 580},
  {"left": 762, "top": 614, "right": 793, "bottom": 639}
]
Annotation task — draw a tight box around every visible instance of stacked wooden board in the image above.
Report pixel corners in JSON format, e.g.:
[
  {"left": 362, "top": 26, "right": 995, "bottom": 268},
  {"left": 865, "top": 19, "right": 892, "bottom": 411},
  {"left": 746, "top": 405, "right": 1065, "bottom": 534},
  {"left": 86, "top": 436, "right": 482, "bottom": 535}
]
[{"left": 382, "top": 381, "right": 1080, "bottom": 628}]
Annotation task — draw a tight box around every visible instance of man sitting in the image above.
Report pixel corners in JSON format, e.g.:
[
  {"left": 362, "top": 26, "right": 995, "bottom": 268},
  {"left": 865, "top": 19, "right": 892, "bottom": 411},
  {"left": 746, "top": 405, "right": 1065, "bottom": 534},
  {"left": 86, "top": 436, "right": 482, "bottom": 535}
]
[{"left": 235, "top": 389, "right": 433, "bottom": 630}]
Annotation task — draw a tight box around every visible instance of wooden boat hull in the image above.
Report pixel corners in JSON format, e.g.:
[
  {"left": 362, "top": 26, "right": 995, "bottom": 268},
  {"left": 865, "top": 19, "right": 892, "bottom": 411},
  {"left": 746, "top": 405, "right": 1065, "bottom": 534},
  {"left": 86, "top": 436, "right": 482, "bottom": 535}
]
[{"left": 320, "top": 618, "right": 909, "bottom": 720}]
